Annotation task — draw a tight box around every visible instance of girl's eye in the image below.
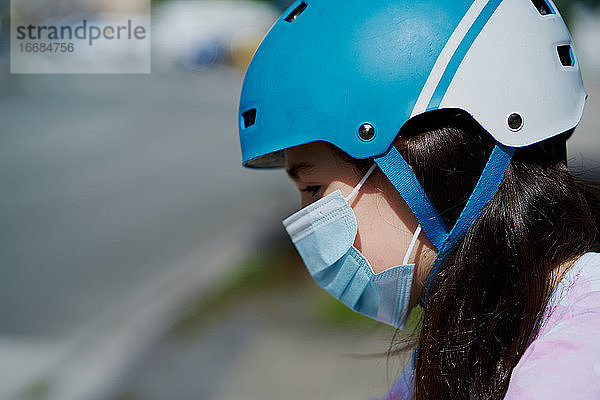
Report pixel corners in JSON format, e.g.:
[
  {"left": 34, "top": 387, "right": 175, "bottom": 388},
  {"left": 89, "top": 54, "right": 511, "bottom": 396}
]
[{"left": 300, "top": 185, "right": 322, "bottom": 197}]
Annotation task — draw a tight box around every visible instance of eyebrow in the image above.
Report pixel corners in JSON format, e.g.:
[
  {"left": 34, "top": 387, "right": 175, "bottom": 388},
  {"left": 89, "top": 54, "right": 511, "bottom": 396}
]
[{"left": 285, "top": 162, "right": 317, "bottom": 181}]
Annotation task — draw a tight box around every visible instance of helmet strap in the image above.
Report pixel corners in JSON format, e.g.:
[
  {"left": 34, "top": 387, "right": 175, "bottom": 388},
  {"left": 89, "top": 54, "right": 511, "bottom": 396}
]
[{"left": 373, "top": 142, "right": 515, "bottom": 306}]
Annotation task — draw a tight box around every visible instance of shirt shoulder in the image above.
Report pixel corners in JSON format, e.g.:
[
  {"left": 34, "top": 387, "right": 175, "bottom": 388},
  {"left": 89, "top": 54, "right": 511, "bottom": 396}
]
[{"left": 504, "top": 252, "right": 600, "bottom": 399}]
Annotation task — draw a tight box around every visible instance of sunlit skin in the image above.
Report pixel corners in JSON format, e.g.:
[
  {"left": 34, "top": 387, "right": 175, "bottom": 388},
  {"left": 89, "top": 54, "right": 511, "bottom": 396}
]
[{"left": 284, "top": 141, "right": 438, "bottom": 309}]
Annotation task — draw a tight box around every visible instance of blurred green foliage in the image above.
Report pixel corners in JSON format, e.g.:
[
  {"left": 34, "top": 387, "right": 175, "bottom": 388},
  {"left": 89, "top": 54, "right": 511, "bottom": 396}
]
[
  {"left": 170, "top": 239, "right": 305, "bottom": 338},
  {"left": 18, "top": 378, "right": 52, "bottom": 400}
]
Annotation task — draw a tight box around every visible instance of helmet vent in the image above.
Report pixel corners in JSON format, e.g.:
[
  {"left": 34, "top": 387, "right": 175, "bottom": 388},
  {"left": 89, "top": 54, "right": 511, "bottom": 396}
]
[
  {"left": 531, "top": 0, "right": 554, "bottom": 15},
  {"left": 557, "top": 45, "right": 574, "bottom": 67},
  {"left": 284, "top": 1, "right": 307, "bottom": 23},
  {"left": 242, "top": 108, "right": 257, "bottom": 128}
]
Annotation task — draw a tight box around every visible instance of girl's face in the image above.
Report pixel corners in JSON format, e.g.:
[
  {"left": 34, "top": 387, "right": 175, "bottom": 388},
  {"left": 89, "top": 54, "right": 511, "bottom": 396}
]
[{"left": 284, "top": 141, "right": 437, "bottom": 308}]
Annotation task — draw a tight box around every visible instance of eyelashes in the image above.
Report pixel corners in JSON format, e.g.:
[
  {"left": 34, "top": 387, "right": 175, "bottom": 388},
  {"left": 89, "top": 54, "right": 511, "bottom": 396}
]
[{"left": 300, "top": 185, "right": 322, "bottom": 197}]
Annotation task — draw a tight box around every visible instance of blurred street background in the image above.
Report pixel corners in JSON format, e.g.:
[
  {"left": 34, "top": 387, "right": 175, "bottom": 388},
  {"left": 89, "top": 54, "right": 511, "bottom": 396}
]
[{"left": 0, "top": 1, "right": 599, "bottom": 399}]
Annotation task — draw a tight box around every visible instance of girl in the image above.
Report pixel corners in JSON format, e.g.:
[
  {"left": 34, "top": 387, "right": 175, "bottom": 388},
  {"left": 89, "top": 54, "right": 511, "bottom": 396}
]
[{"left": 237, "top": 0, "right": 600, "bottom": 398}]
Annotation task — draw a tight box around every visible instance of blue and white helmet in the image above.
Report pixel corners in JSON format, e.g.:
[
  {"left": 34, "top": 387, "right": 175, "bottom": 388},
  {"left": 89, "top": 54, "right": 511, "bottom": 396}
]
[
  {"left": 238, "top": 0, "right": 586, "bottom": 168},
  {"left": 237, "top": 0, "right": 587, "bottom": 299}
]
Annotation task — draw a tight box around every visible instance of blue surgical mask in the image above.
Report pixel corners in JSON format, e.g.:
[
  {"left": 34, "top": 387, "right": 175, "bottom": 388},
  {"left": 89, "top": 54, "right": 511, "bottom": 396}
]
[{"left": 283, "top": 164, "right": 422, "bottom": 329}]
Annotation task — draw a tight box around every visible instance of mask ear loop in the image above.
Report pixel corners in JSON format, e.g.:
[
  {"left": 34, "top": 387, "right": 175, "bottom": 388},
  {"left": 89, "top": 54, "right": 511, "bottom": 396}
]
[
  {"left": 344, "top": 163, "right": 378, "bottom": 203},
  {"left": 339, "top": 158, "right": 420, "bottom": 361},
  {"left": 402, "top": 224, "right": 422, "bottom": 265},
  {"left": 344, "top": 162, "right": 422, "bottom": 265}
]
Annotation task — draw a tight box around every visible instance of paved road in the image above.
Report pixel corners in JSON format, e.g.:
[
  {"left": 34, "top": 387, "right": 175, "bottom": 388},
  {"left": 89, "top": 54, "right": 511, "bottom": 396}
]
[
  {"left": 0, "top": 66, "right": 299, "bottom": 399},
  {"left": 0, "top": 68, "right": 296, "bottom": 337}
]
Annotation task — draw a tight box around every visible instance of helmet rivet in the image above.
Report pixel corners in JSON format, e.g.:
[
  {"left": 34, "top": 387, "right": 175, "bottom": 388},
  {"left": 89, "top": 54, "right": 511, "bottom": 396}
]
[
  {"left": 358, "top": 123, "right": 376, "bottom": 141},
  {"left": 507, "top": 113, "right": 523, "bottom": 132}
]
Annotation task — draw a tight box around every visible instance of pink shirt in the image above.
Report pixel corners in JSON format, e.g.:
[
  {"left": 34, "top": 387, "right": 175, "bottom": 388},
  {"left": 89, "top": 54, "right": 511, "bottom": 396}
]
[
  {"left": 378, "top": 252, "right": 600, "bottom": 399},
  {"left": 504, "top": 251, "right": 600, "bottom": 399}
]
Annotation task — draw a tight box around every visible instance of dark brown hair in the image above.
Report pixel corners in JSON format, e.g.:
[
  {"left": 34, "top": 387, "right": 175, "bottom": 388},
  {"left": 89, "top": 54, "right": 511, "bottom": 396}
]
[{"left": 335, "top": 109, "right": 600, "bottom": 399}]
